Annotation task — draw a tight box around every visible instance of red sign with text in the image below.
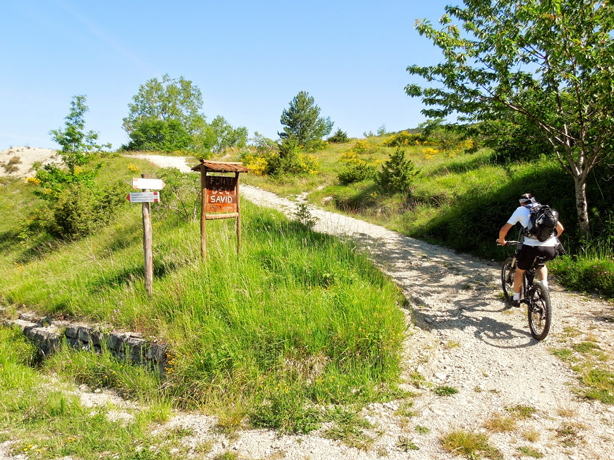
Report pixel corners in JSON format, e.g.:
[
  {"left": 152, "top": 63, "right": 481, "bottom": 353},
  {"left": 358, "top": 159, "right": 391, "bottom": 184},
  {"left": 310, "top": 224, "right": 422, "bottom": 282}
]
[{"left": 206, "top": 175, "right": 237, "bottom": 213}]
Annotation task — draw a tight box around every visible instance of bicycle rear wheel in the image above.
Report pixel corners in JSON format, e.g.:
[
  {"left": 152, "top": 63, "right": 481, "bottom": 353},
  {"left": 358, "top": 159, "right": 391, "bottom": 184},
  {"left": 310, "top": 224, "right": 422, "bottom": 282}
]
[
  {"left": 501, "top": 257, "right": 515, "bottom": 304},
  {"left": 528, "top": 282, "right": 552, "bottom": 341}
]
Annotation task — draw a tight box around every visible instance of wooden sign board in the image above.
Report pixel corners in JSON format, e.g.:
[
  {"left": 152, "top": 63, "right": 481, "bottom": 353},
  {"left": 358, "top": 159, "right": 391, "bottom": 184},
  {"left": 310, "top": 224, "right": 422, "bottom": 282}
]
[{"left": 206, "top": 175, "right": 237, "bottom": 214}]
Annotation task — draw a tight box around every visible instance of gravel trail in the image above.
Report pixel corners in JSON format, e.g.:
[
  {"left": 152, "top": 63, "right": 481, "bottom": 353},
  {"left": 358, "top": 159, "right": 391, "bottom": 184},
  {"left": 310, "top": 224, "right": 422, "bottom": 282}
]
[{"left": 5, "top": 155, "right": 610, "bottom": 460}]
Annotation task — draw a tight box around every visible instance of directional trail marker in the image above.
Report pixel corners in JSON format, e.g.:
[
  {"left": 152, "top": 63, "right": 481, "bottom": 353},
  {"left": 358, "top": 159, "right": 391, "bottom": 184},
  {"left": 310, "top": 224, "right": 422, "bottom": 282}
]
[
  {"left": 132, "top": 178, "right": 165, "bottom": 190},
  {"left": 126, "top": 191, "right": 160, "bottom": 203}
]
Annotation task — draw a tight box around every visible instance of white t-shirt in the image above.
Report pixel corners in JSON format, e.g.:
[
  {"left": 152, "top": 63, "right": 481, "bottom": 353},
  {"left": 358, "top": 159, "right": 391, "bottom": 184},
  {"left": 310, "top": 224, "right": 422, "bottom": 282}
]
[{"left": 507, "top": 205, "right": 558, "bottom": 247}]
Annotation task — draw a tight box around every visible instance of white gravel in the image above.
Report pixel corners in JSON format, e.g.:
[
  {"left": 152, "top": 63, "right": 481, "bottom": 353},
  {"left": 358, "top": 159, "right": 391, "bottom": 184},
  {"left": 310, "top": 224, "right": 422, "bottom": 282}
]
[{"left": 3, "top": 154, "right": 613, "bottom": 459}]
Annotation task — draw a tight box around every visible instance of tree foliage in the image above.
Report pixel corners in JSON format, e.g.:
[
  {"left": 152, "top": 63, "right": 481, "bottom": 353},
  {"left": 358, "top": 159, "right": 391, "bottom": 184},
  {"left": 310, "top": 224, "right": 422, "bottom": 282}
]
[
  {"left": 123, "top": 74, "right": 206, "bottom": 135},
  {"left": 50, "top": 95, "right": 108, "bottom": 174},
  {"left": 205, "top": 116, "right": 249, "bottom": 153},
  {"left": 279, "top": 91, "right": 333, "bottom": 148},
  {"left": 376, "top": 148, "right": 419, "bottom": 194},
  {"left": 406, "top": 0, "right": 614, "bottom": 236},
  {"left": 125, "top": 119, "right": 192, "bottom": 152},
  {"left": 122, "top": 75, "right": 247, "bottom": 154}
]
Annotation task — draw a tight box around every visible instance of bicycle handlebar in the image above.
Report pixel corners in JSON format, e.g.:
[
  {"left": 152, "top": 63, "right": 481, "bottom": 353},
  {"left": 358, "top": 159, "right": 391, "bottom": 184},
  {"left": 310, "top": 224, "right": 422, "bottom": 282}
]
[{"left": 496, "top": 240, "right": 521, "bottom": 246}]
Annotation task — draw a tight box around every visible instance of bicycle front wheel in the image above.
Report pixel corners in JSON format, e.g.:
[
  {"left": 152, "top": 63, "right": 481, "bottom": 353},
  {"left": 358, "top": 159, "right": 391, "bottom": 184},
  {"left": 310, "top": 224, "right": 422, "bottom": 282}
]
[
  {"left": 528, "top": 282, "right": 552, "bottom": 341},
  {"left": 501, "top": 257, "right": 515, "bottom": 304}
]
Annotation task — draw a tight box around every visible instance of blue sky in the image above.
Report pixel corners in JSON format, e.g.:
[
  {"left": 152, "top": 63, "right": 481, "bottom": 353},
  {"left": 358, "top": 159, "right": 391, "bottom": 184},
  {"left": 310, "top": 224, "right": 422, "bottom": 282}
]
[{"left": 1, "top": 0, "right": 452, "bottom": 150}]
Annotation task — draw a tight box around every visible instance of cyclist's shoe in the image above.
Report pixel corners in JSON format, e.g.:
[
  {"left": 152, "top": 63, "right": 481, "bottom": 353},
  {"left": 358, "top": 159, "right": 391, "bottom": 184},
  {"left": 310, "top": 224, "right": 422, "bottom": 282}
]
[{"left": 510, "top": 299, "right": 521, "bottom": 308}]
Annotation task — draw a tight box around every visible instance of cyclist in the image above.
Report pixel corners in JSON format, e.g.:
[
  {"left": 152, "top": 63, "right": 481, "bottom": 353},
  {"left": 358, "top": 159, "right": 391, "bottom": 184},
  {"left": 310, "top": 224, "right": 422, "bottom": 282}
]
[{"left": 498, "top": 193, "right": 564, "bottom": 307}]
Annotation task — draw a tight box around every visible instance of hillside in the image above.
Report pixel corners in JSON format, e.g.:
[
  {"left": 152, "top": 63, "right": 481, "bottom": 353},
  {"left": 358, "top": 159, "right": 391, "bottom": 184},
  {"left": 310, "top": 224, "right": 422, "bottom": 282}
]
[{"left": 1, "top": 151, "right": 613, "bottom": 459}]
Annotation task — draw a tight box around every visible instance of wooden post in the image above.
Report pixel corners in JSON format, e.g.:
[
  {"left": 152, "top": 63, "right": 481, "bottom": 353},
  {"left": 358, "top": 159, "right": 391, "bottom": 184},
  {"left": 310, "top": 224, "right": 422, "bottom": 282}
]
[
  {"left": 141, "top": 174, "right": 154, "bottom": 295},
  {"left": 200, "top": 165, "right": 207, "bottom": 260},
  {"left": 235, "top": 172, "right": 241, "bottom": 254}
]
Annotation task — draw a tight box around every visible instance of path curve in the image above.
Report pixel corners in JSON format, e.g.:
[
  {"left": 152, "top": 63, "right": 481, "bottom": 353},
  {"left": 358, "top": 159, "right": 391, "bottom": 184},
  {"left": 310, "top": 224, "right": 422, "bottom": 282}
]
[{"left": 125, "top": 155, "right": 614, "bottom": 460}]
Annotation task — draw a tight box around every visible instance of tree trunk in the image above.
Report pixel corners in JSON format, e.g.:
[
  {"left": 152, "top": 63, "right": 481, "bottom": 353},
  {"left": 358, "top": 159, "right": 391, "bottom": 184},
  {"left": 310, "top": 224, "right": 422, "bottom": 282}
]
[{"left": 573, "top": 175, "right": 590, "bottom": 237}]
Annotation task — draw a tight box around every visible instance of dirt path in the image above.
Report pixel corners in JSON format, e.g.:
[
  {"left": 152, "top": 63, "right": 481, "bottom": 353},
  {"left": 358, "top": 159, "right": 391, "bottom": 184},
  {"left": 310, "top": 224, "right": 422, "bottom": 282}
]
[{"left": 8, "top": 154, "right": 609, "bottom": 460}]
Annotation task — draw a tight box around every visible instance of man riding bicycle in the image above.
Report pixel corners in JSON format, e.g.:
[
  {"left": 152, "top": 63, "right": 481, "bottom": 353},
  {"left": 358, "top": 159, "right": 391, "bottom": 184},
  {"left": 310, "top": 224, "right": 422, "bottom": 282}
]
[{"left": 498, "top": 193, "right": 564, "bottom": 307}]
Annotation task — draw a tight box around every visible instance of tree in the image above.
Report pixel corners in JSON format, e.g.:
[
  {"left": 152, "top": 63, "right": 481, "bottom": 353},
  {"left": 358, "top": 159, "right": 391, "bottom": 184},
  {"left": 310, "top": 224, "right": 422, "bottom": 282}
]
[
  {"left": 405, "top": 0, "right": 614, "bottom": 236},
  {"left": 125, "top": 119, "right": 192, "bottom": 152},
  {"left": 278, "top": 91, "right": 333, "bottom": 148},
  {"left": 123, "top": 74, "right": 207, "bottom": 137},
  {"left": 50, "top": 95, "right": 108, "bottom": 174},
  {"left": 376, "top": 148, "right": 419, "bottom": 194},
  {"left": 205, "top": 116, "right": 249, "bottom": 153}
]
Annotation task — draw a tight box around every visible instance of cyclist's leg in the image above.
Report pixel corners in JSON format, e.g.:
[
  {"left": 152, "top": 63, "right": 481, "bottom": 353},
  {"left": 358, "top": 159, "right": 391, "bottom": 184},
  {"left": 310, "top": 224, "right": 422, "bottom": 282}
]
[
  {"left": 513, "top": 267, "right": 525, "bottom": 295},
  {"left": 514, "top": 246, "right": 534, "bottom": 300},
  {"left": 534, "top": 247, "right": 556, "bottom": 287}
]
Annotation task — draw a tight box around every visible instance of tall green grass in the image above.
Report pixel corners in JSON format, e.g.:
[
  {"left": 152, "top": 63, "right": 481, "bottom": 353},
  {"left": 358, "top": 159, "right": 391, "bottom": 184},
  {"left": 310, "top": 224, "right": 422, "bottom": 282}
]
[{"left": 1, "top": 156, "right": 406, "bottom": 432}]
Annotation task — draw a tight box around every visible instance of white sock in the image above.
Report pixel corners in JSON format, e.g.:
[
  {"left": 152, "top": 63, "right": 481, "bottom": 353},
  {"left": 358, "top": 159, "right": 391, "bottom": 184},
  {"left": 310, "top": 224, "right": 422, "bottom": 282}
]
[
  {"left": 513, "top": 292, "right": 520, "bottom": 301},
  {"left": 541, "top": 280, "right": 549, "bottom": 289}
]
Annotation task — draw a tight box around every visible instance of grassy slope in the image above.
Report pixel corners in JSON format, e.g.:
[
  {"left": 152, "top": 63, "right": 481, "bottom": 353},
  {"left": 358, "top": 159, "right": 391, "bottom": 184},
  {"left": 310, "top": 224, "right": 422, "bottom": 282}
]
[
  {"left": 239, "top": 134, "right": 614, "bottom": 297},
  {"left": 0, "top": 154, "right": 406, "bottom": 435}
]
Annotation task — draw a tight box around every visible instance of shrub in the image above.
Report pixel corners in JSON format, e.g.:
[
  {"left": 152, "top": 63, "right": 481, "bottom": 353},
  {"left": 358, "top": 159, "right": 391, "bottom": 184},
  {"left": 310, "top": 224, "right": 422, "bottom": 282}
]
[
  {"left": 241, "top": 153, "right": 268, "bottom": 176},
  {"left": 153, "top": 168, "right": 200, "bottom": 223},
  {"left": 328, "top": 129, "right": 349, "bottom": 143},
  {"left": 337, "top": 152, "right": 378, "bottom": 185},
  {"left": 1, "top": 156, "right": 21, "bottom": 174},
  {"left": 384, "top": 131, "right": 422, "bottom": 147},
  {"left": 376, "top": 148, "right": 419, "bottom": 194},
  {"left": 47, "top": 181, "right": 126, "bottom": 239},
  {"left": 266, "top": 140, "right": 319, "bottom": 176}
]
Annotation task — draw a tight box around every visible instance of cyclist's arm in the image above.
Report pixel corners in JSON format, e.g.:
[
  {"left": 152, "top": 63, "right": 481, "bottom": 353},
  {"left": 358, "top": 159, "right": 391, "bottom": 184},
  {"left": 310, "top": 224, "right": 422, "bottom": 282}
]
[
  {"left": 498, "top": 223, "right": 513, "bottom": 246},
  {"left": 556, "top": 220, "right": 564, "bottom": 237}
]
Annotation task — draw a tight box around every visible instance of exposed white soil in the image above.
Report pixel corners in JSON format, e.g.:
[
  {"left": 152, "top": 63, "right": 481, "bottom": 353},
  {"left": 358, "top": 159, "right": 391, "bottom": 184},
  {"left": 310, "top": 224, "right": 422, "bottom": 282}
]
[
  {"left": 3, "top": 153, "right": 613, "bottom": 459},
  {"left": 0, "top": 147, "right": 60, "bottom": 178}
]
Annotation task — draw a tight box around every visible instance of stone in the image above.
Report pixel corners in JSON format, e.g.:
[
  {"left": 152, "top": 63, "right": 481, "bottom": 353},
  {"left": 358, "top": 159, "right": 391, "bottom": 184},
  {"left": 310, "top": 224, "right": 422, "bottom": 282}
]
[
  {"left": 65, "top": 325, "right": 79, "bottom": 338},
  {"left": 78, "top": 327, "right": 91, "bottom": 343}
]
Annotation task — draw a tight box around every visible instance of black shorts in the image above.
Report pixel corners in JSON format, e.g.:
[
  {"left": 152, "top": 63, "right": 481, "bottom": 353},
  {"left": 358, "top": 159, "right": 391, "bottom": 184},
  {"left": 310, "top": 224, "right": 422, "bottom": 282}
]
[{"left": 516, "top": 245, "right": 557, "bottom": 270}]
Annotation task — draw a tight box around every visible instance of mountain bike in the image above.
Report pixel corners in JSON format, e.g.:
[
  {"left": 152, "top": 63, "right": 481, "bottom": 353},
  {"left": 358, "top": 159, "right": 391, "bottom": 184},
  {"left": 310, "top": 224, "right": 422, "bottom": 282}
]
[{"left": 500, "top": 241, "right": 552, "bottom": 341}]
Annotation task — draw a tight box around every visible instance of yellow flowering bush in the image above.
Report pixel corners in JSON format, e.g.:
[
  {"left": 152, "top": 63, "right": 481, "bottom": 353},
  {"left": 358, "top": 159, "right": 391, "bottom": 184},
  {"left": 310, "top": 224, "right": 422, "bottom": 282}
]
[
  {"left": 423, "top": 148, "right": 440, "bottom": 160},
  {"left": 127, "top": 163, "right": 139, "bottom": 172},
  {"left": 384, "top": 131, "right": 423, "bottom": 147},
  {"left": 26, "top": 176, "right": 41, "bottom": 185},
  {"left": 242, "top": 154, "right": 269, "bottom": 176}
]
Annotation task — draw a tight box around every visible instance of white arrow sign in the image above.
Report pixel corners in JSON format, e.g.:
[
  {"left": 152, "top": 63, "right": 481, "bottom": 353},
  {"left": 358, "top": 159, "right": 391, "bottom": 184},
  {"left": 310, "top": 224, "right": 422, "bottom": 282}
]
[
  {"left": 126, "top": 192, "right": 161, "bottom": 203},
  {"left": 132, "top": 178, "right": 166, "bottom": 190}
]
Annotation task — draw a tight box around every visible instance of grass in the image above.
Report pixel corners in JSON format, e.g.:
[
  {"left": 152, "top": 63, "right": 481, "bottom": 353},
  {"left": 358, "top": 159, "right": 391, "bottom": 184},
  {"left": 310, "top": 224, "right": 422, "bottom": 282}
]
[
  {"left": 396, "top": 436, "right": 419, "bottom": 452},
  {"left": 434, "top": 385, "right": 458, "bottom": 396},
  {"left": 440, "top": 429, "right": 502, "bottom": 459},
  {"left": 517, "top": 445, "right": 544, "bottom": 458},
  {"left": 483, "top": 414, "right": 517, "bottom": 433},
  {"left": 322, "top": 406, "right": 375, "bottom": 450},
  {"left": 0, "top": 153, "right": 407, "bottom": 450},
  {"left": 551, "top": 331, "right": 614, "bottom": 405},
  {"left": 0, "top": 327, "right": 178, "bottom": 460}
]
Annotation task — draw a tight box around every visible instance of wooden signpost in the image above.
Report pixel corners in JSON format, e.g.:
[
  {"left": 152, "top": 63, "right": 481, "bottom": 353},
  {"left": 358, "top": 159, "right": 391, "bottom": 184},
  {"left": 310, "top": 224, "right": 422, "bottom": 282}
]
[
  {"left": 191, "top": 160, "right": 249, "bottom": 260},
  {"left": 128, "top": 174, "right": 165, "bottom": 295}
]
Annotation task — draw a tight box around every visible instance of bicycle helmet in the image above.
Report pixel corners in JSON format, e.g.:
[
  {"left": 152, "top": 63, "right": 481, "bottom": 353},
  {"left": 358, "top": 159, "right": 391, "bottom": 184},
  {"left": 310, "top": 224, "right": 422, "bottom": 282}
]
[{"left": 519, "top": 193, "right": 535, "bottom": 205}]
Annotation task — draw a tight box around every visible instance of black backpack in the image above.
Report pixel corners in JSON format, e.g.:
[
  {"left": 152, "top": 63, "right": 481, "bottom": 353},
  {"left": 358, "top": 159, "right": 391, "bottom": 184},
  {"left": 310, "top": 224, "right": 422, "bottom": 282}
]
[{"left": 525, "top": 203, "right": 559, "bottom": 242}]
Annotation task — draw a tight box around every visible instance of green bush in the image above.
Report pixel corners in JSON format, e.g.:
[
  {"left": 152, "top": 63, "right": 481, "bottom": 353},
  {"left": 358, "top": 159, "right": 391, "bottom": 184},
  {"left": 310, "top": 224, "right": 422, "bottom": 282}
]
[
  {"left": 328, "top": 129, "right": 349, "bottom": 143},
  {"left": 551, "top": 256, "right": 614, "bottom": 298},
  {"left": 266, "top": 140, "right": 319, "bottom": 176},
  {"left": 155, "top": 168, "right": 201, "bottom": 223},
  {"left": 376, "top": 148, "right": 419, "bottom": 194},
  {"left": 337, "top": 152, "right": 378, "bottom": 185},
  {"left": 47, "top": 181, "right": 126, "bottom": 240}
]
